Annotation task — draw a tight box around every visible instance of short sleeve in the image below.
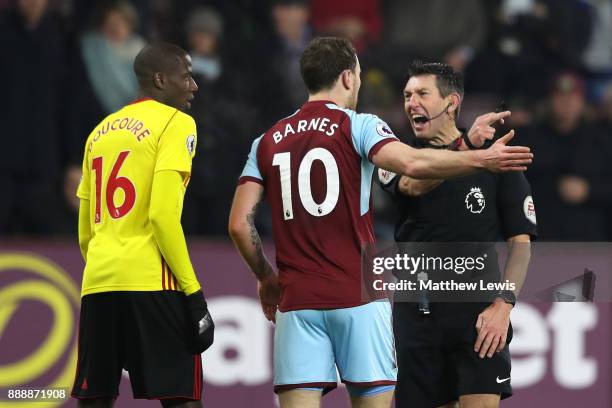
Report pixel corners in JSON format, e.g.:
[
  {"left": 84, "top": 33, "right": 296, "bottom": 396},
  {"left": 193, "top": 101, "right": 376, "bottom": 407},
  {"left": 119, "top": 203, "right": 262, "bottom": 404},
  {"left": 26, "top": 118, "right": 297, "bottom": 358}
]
[
  {"left": 76, "top": 137, "right": 92, "bottom": 200},
  {"left": 238, "top": 134, "right": 264, "bottom": 185},
  {"left": 154, "top": 111, "right": 197, "bottom": 174},
  {"left": 350, "top": 113, "right": 398, "bottom": 161},
  {"left": 497, "top": 172, "right": 538, "bottom": 240},
  {"left": 377, "top": 167, "right": 400, "bottom": 199}
]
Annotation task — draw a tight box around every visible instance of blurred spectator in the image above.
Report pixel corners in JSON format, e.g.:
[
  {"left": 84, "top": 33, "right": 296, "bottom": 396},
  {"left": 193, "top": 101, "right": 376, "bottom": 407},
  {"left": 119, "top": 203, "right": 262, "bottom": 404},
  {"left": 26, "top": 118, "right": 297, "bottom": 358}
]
[
  {"left": 64, "top": 0, "right": 144, "bottom": 211},
  {"left": 253, "top": 0, "right": 312, "bottom": 130},
  {"left": 519, "top": 72, "right": 611, "bottom": 240},
  {"left": 594, "top": 84, "right": 612, "bottom": 238},
  {"left": 71, "top": 0, "right": 153, "bottom": 37},
  {"left": 310, "top": 0, "right": 381, "bottom": 53},
  {"left": 182, "top": 7, "right": 257, "bottom": 235},
  {"left": 465, "top": 0, "right": 592, "bottom": 106},
  {"left": 378, "top": 0, "right": 485, "bottom": 86},
  {"left": 0, "top": 0, "right": 70, "bottom": 234},
  {"left": 582, "top": 0, "right": 612, "bottom": 102},
  {"left": 80, "top": 1, "right": 143, "bottom": 114}
]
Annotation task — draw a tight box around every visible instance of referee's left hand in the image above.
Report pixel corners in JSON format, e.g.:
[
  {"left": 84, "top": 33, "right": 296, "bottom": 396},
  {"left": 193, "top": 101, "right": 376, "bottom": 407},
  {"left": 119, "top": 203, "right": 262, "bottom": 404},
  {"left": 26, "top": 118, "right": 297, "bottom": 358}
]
[
  {"left": 467, "top": 111, "right": 511, "bottom": 147},
  {"left": 474, "top": 300, "right": 512, "bottom": 358}
]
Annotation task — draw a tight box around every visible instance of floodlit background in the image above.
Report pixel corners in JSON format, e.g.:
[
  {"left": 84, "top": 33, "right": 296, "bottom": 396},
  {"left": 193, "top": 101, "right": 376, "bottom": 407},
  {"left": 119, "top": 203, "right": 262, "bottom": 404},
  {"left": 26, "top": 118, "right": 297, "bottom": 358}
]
[{"left": 0, "top": 0, "right": 610, "bottom": 406}]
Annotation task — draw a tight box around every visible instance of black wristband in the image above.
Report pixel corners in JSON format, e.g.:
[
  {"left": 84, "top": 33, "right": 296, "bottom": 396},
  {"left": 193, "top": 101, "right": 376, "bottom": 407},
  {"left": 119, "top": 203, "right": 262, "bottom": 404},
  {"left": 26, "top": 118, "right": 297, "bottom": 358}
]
[{"left": 462, "top": 132, "right": 477, "bottom": 150}]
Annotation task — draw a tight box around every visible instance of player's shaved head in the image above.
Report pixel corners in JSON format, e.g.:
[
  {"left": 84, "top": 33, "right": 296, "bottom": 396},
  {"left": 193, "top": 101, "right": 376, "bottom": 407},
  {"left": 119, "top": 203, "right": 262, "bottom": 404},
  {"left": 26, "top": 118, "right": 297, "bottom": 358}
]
[
  {"left": 132, "top": 42, "right": 198, "bottom": 111},
  {"left": 133, "top": 42, "right": 188, "bottom": 88}
]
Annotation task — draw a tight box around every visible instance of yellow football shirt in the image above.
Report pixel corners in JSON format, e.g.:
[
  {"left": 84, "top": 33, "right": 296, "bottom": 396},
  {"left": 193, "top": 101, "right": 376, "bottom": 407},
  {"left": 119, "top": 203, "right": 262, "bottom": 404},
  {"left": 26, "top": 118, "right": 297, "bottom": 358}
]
[{"left": 77, "top": 98, "right": 197, "bottom": 296}]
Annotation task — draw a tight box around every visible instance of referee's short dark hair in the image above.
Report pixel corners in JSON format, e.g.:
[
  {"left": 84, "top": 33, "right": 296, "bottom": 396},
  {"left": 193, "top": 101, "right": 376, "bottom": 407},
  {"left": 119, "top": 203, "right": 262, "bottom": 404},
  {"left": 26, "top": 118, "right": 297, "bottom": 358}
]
[
  {"left": 405, "top": 61, "right": 464, "bottom": 98},
  {"left": 300, "top": 37, "right": 357, "bottom": 94}
]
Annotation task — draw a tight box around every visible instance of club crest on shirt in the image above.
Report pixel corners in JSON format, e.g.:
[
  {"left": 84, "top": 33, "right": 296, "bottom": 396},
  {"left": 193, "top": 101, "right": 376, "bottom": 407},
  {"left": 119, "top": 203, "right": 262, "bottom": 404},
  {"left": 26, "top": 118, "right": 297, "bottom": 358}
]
[
  {"left": 465, "top": 187, "right": 486, "bottom": 214},
  {"left": 523, "top": 195, "right": 537, "bottom": 225},
  {"left": 376, "top": 122, "right": 394, "bottom": 137},
  {"left": 186, "top": 135, "right": 196, "bottom": 155},
  {"left": 378, "top": 168, "right": 397, "bottom": 185}
]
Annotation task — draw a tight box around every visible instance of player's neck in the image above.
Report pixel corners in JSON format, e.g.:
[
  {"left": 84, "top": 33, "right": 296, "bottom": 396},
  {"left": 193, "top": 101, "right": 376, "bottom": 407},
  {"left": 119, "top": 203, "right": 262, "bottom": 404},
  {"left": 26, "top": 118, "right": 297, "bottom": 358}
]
[
  {"left": 137, "top": 89, "right": 158, "bottom": 103},
  {"left": 429, "top": 120, "right": 461, "bottom": 147},
  {"left": 308, "top": 91, "right": 348, "bottom": 108}
]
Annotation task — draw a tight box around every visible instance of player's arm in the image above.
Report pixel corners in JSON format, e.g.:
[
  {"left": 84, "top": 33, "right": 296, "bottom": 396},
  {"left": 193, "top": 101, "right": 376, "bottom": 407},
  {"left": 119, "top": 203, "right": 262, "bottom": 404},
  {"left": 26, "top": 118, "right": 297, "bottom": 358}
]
[
  {"left": 501, "top": 234, "right": 531, "bottom": 297},
  {"left": 372, "top": 130, "right": 532, "bottom": 179},
  {"left": 77, "top": 198, "right": 92, "bottom": 261},
  {"left": 150, "top": 169, "right": 214, "bottom": 353},
  {"left": 475, "top": 234, "right": 531, "bottom": 358},
  {"left": 228, "top": 181, "right": 279, "bottom": 322},
  {"left": 149, "top": 169, "right": 200, "bottom": 295},
  {"left": 391, "top": 111, "right": 515, "bottom": 195},
  {"left": 76, "top": 137, "right": 93, "bottom": 262}
]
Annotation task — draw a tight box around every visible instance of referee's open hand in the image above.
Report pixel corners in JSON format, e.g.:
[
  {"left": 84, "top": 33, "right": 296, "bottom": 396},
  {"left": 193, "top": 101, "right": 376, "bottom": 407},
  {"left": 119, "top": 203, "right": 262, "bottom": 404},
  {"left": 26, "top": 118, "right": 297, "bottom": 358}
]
[
  {"left": 481, "top": 130, "right": 533, "bottom": 172},
  {"left": 474, "top": 300, "right": 512, "bottom": 358}
]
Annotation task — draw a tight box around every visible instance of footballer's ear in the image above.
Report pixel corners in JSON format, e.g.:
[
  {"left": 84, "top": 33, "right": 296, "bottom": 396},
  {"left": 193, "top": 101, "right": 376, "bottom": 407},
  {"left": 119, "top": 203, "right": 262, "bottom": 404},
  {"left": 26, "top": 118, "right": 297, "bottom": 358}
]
[
  {"left": 153, "top": 72, "right": 165, "bottom": 90},
  {"left": 340, "top": 69, "right": 352, "bottom": 90}
]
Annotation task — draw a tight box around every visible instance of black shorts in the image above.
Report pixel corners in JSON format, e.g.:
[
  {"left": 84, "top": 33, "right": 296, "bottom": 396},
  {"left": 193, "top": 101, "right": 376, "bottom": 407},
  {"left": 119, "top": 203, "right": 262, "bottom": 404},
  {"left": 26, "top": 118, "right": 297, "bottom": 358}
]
[
  {"left": 393, "top": 302, "right": 513, "bottom": 408},
  {"left": 71, "top": 291, "right": 203, "bottom": 401}
]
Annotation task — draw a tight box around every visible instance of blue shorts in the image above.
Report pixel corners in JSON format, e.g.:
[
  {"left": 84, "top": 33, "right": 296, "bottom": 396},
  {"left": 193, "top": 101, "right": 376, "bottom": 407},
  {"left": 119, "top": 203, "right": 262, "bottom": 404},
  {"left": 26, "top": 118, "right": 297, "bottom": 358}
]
[{"left": 273, "top": 301, "right": 397, "bottom": 394}]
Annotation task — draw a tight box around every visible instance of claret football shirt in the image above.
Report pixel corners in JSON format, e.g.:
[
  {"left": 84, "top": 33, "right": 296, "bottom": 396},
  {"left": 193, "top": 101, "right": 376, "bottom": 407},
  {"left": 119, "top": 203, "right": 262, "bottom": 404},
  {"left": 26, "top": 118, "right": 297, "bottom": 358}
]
[{"left": 239, "top": 100, "right": 398, "bottom": 311}]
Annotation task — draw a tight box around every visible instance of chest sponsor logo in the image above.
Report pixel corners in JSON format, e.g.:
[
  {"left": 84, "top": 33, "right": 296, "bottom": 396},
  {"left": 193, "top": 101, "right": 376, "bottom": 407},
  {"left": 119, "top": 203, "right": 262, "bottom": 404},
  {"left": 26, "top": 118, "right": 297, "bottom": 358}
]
[
  {"left": 465, "top": 187, "right": 486, "bottom": 214},
  {"left": 378, "top": 168, "right": 397, "bottom": 185},
  {"left": 524, "top": 195, "right": 537, "bottom": 225}
]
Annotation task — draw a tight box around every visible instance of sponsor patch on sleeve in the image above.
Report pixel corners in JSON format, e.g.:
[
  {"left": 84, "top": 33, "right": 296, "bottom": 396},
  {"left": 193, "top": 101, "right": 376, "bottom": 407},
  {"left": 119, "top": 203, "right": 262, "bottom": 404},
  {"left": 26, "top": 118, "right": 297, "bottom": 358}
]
[
  {"left": 376, "top": 122, "right": 395, "bottom": 137},
  {"left": 523, "top": 195, "right": 537, "bottom": 225},
  {"left": 186, "top": 135, "right": 196, "bottom": 155},
  {"left": 378, "top": 168, "right": 397, "bottom": 185}
]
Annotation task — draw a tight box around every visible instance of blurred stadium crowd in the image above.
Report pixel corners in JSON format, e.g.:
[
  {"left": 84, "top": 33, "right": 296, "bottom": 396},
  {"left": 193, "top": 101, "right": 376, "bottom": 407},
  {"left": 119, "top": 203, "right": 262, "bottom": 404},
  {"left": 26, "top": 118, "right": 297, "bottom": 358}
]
[{"left": 1, "top": 0, "right": 611, "bottom": 240}]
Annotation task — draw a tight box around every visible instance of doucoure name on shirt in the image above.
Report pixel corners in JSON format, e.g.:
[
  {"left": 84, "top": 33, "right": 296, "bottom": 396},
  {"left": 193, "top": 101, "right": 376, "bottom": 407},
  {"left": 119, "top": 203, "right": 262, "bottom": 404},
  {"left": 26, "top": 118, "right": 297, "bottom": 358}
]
[
  {"left": 92, "top": 117, "right": 151, "bottom": 144},
  {"left": 273, "top": 117, "right": 339, "bottom": 144}
]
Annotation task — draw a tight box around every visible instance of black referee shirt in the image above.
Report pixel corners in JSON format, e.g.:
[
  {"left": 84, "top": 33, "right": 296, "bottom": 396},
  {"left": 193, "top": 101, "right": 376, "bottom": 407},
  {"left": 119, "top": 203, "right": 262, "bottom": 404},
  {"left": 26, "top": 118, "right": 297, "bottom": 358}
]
[
  {"left": 378, "top": 139, "right": 538, "bottom": 313},
  {"left": 378, "top": 141, "right": 538, "bottom": 243}
]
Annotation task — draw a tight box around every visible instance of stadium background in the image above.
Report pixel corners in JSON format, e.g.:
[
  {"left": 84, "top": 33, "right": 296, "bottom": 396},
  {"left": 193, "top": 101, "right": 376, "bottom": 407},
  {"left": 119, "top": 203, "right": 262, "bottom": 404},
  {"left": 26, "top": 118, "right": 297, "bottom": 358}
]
[{"left": 0, "top": 0, "right": 610, "bottom": 406}]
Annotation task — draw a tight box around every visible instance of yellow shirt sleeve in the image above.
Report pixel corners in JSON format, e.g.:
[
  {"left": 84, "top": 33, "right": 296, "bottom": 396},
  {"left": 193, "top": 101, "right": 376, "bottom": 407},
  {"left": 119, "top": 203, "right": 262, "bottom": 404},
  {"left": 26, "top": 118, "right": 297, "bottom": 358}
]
[
  {"left": 150, "top": 169, "right": 201, "bottom": 295},
  {"left": 154, "top": 111, "right": 197, "bottom": 175},
  {"left": 76, "top": 138, "right": 92, "bottom": 199}
]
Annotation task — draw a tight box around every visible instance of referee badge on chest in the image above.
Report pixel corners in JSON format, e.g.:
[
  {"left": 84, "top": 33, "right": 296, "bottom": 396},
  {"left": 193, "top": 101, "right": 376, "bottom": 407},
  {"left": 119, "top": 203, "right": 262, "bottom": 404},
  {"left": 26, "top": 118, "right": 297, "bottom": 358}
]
[{"left": 465, "top": 187, "right": 486, "bottom": 214}]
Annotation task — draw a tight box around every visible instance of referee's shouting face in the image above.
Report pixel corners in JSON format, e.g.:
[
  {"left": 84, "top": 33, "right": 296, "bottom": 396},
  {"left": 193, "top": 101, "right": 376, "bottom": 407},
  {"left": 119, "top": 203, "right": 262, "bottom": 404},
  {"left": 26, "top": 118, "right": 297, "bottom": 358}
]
[{"left": 403, "top": 62, "right": 463, "bottom": 143}]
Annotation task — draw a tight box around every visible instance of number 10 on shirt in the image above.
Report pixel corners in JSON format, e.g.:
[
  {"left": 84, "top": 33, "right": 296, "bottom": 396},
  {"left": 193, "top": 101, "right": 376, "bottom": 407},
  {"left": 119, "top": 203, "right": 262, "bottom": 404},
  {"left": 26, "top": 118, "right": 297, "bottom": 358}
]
[
  {"left": 92, "top": 151, "right": 136, "bottom": 223},
  {"left": 272, "top": 148, "right": 340, "bottom": 220}
]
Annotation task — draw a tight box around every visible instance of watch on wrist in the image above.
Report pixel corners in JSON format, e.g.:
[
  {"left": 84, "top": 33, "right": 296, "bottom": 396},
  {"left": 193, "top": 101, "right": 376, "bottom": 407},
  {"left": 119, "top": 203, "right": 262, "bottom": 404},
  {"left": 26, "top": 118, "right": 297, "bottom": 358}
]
[{"left": 496, "top": 290, "right": 516, "bottom": 307}]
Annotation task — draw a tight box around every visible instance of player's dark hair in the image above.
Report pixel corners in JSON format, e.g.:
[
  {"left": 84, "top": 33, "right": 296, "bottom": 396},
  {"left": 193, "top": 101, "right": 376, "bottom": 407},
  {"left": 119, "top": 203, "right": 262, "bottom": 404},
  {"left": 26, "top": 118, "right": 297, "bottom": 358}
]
[
  {"left": 405, "top": 61, "right": 464, "bottom": 98},
  {"left": 133, "top": 42, "right": 188, "bottom": 87},
  {"left": 300, "top": 37, "right": 357, "bottom": 94}
]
